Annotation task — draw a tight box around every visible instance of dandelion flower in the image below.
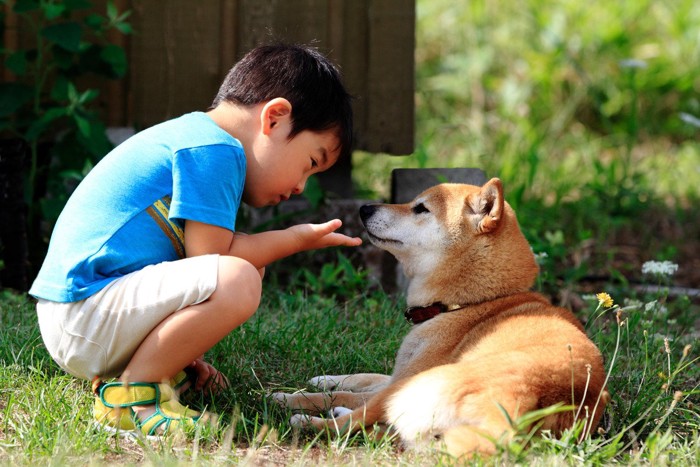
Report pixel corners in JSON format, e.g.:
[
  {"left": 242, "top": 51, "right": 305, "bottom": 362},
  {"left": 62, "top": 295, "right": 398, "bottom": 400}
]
[
  {"left": 596, "top": 292, "right": 614, "bottom": 308},
  {"left": 642, "top": 260, "right": 679, "bottom": 276}
]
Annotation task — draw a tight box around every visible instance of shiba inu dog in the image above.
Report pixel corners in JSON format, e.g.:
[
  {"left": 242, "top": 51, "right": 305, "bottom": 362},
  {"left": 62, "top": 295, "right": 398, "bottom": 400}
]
[{"left": 274, "top": 179, "right": 609, "bottom": 458}]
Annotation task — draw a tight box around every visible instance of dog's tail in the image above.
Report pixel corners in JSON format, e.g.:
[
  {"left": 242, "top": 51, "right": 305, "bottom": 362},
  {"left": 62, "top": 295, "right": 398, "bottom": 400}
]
[{"left": 442, "top": 424, "right": 511, "bottom": 459}]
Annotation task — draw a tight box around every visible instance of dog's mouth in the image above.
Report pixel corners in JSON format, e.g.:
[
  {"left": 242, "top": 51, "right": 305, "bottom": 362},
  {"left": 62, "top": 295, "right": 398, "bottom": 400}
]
[{"left": 366, "top": 231, "right": 403, "bottom": 245}]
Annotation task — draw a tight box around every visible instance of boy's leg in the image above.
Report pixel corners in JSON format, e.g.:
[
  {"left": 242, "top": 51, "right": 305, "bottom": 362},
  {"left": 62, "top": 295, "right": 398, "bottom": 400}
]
[
  {"left": 121, "top": 255, "right": 261, "bottom": 383},
  {"left": 37, "top": 254, "right": 262, "bottom": 383}
]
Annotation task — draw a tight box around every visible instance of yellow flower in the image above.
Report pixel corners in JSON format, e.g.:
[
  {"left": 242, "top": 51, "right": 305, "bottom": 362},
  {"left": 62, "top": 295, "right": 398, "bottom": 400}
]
[{"left": 596, "top": 292, "right": 614, "bottom": 308}]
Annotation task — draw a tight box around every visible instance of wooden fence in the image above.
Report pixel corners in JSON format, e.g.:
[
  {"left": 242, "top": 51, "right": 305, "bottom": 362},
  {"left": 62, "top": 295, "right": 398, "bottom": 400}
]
[{"left": 3, "top": 0, "right": 415, "bottom": 195}]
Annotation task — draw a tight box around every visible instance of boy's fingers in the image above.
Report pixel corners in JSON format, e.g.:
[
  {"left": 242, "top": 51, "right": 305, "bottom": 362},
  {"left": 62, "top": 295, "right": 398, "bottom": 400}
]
[
  {"left": 327, "top": 233, "right": 362, "bottom": 247},
  {"left": 316, "top": 219, "right": 342, "bottom": 234}
]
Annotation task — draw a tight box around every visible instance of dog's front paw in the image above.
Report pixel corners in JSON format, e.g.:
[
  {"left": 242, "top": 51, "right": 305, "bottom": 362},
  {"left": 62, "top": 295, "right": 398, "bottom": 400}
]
[
  {"left": 329, "top": 406, "right": 353, "bottom": 418},
  {"left": 271, "top": 392, "right": 291, "bottom": 407},
  {"left": 308, "top": 375, "right": 342, "bottom": 390},
  {"left": 290, "top": 413, "right": 317, "bottom": 428}
]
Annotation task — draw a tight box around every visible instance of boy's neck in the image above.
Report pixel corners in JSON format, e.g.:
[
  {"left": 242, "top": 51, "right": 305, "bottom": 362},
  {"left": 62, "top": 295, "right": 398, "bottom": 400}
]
[{"left": 206, "top": 102, "right": 259, "bottom": 148}]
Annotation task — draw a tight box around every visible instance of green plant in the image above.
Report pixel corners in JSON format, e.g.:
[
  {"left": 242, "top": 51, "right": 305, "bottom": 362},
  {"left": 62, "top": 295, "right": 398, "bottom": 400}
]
[
  {"left": 0, "top": 0, "right": 131, "bottom": 254},
  {"left": 290, "top": 251, "right": 371, "bottom": 300}
]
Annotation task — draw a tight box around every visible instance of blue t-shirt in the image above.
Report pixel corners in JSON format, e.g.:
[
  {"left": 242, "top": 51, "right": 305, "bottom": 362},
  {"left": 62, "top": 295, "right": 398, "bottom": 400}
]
[{"left": 29, "top": 112, "right": 246, "bottom": 302}]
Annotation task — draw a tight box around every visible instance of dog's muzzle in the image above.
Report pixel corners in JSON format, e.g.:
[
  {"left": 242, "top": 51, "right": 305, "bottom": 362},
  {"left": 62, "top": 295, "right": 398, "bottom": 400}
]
[{"left": 359, "top": 204, "right": 378, "bottom": 225}]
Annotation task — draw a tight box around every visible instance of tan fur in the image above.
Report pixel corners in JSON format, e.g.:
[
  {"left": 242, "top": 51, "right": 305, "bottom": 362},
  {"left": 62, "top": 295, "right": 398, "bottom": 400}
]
[{"left": 274, "top": 179, "right": 609, "bottom": 458}]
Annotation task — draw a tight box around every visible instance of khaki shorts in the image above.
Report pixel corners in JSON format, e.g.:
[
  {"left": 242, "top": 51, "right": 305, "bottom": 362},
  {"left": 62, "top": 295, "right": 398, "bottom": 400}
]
[{"left": 36, "top": 254, "right": 219, "bottom": 381}]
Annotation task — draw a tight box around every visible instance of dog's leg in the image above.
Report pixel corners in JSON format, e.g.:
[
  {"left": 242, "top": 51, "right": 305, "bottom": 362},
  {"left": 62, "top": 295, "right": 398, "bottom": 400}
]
[
  {"left": 289, "top": 396, "right": 383, "bottom": 435},
  {"left": 272, "top": 390, "right": 376, "bottom": 414},
  {"left": 289, "top": 383, "right": 397, "bottom": 435},
  {"left": 309, "top": 373, "right": 391, "bottom": 392}
]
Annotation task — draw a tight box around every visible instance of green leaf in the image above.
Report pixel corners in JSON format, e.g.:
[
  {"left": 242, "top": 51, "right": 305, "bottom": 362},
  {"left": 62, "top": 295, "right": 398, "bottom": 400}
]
[
  {"left": 77, "top": 88, "right": 99, "bottom": 105},
  {"left": 41, "top": 22, "right": 82, "bottom": 52},
  {"left": 43, "top": 3, "right": 66, "bottom": 20},
  {"left": 73, "top": 113, "right": 91, "bottom": 138},
  {"left": 114, "top": 22, "right": 133, "bottom": 35},
  {"left": 66, "top": 81, "right": 78, "bottom": 102},
  {"left": 84, "top": 13, "right": 104, "bottom": 30},
  {"left": 76, "top": 118, "right": 112, "bottom": 157},
  {"left": 5, "top": 51, "right": 28, "bottom": 76},
  {"left": 50, "top": 75, "right": 70, "bottom": 101},
  {"left": 0, "top": 83, "right": 33, "bottom": 117},
  {"left": 100, "top": 44, "right": 127, "bottom": 77},
  {"left": 25, "top": 107, "right": 67, "bottom": 141},
  {"left": 106, "top": 0, "right": 117, "bottom": 20},
  {"left": 302, "top": 175, "right": 325, "bottom": 208}
]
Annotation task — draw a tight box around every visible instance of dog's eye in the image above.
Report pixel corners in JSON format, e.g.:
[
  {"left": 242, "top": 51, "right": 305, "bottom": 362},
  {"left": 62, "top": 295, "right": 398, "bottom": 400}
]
[{"left": 412, "top": 203, "right": 430, "bottom": 214}]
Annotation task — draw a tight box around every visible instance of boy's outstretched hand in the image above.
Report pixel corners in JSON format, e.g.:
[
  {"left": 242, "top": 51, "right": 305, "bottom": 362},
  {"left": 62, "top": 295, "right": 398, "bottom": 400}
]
[{"left": 287, "top": 219, "right": 362, "bottom": 252}]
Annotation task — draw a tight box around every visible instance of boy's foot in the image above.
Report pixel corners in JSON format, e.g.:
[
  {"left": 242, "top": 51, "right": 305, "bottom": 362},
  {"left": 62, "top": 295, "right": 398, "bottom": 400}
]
[
  {"left": 92, "top": 379, "right": 205, "bottom": 439},
  {"left": 170, "top": 369, "right": 195, "bottom": 396}
]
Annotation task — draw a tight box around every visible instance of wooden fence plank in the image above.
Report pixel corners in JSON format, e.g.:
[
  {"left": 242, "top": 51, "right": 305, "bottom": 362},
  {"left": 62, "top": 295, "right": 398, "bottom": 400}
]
[
  {"left": 129, "top": 0, "right": 224, "bottom": 126},
  {"left": 366, "top": 0, "right": 415, "bottom": 155}
]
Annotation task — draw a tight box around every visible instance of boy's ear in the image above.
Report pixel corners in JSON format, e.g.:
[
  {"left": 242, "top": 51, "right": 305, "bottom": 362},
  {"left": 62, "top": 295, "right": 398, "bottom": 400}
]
[{"left": 261, "top": 98, "right": 292, "bottom": 135}]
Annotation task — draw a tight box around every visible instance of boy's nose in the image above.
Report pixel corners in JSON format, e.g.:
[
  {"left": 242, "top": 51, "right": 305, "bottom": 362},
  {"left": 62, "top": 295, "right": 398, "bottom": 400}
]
[{"left": 293, "top": 178, "right": 306, "bottom": 194}]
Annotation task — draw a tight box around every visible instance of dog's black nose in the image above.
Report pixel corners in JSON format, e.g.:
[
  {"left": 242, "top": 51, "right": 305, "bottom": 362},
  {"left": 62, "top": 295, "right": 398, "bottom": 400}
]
[{"left": 359, "top": 204, "right": 377, "bottom": 223}]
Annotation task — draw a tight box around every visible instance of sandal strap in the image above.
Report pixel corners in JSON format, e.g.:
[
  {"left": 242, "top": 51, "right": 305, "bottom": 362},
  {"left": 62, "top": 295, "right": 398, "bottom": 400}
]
[
  {"left": 98, "top": 382, "right": 159, "bottom": 408},
  {"left": 94, "top": 380, "right": 203, "bottom": 437},
  {"left": 170, "top": 369, "right": 195, "bottom": 392},
  {"left": 139, "top": 411, "right": 171, "bottom": 436}
]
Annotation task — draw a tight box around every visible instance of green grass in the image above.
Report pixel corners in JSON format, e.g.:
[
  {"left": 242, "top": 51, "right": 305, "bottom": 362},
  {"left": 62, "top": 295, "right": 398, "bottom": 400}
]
[{"left": 1, "top": 267, "right": 698, "bottom": 465}]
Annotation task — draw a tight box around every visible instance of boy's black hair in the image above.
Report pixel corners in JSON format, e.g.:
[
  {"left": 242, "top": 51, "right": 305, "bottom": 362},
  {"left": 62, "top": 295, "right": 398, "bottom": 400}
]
[{"left": 212, "top": 43, "right": 354, "bottom": 161}]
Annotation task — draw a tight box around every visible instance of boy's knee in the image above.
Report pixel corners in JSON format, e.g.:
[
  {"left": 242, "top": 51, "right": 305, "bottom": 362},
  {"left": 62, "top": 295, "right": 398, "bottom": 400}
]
[{"left": 215, "top": 256, "right": 262, "bottom": 318}]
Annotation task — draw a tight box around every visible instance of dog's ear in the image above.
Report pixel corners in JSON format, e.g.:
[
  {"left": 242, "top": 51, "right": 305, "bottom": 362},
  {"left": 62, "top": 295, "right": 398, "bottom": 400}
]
[{"left": 468, "top": 178, "right": 504, "bottom": 234}]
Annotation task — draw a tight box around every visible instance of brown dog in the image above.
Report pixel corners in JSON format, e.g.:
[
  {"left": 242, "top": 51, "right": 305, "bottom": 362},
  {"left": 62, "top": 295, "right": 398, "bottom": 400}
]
[{"left": 274, "top": 179, "right": 609, "bottom": 457}]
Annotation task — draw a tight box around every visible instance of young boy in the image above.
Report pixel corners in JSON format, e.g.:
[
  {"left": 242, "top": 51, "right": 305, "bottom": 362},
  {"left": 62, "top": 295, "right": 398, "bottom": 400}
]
[{"left": 28, "top": 43, "right": 361, "bottom": 437}]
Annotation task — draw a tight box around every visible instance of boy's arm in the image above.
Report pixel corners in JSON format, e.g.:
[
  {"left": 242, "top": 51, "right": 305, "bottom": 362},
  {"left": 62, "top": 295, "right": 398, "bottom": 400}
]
[{"left": 184, "top": 219, "right": 362, "bottom": 269}]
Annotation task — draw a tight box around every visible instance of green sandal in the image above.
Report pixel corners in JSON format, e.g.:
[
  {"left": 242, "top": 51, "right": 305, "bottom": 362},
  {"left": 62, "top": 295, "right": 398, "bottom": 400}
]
[{"left": 93, "top": 379, "right": 202, "bottom": 439}]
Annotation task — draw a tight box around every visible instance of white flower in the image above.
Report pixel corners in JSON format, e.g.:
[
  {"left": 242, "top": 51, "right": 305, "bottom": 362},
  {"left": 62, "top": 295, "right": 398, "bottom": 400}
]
[
  {"left": 642, "top": 260, "right": 679, "bottom": 276},
  {"left": 652, "top": 333, "right": 673, "bottom": 343},
  {"left": 619, "top": 58, "right": 648, "bottom": 69},
  {"left": 534, "top": 251, "right": 548, "bottom": 265},
  {"left": 680, "top": 112, "right": 700, "bottom": 129},
  {"left": 622, "top": 298, "right": 643, "bottom": 310}
]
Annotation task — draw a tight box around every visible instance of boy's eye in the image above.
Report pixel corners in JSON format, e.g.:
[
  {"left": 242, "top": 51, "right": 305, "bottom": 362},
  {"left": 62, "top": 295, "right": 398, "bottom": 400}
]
[{"left": 412, "top": 203, "right": 429, "bottom": 214}]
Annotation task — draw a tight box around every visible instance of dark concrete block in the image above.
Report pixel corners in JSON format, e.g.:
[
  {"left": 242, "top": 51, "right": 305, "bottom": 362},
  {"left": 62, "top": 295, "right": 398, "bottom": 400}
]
[{"left": 391, "top": 168, "right": 487, "bottom": 203}]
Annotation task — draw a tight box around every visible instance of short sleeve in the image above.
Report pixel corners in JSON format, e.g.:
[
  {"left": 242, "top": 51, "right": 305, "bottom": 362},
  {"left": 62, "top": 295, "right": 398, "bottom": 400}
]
[{"left": 169, "top": 144, "right": 246, "bottom": 231}]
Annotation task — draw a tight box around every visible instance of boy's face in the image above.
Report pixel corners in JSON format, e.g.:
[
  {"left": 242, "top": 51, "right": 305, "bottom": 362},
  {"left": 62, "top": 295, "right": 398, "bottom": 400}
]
[{"left": 243, "top": 128, "right": 340, "bottom": 207}]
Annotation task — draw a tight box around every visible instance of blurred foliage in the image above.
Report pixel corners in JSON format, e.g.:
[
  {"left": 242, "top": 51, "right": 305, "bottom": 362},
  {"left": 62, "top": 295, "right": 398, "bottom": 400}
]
[
  {"left": 355, "top": 0, "right": 700, "bottom": 208},
  {"left": 353, "top": 0, "right": 700, "bottom": 294},
  {"left": 0, "top": 0, "right": 131, "bottom": 234}
]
